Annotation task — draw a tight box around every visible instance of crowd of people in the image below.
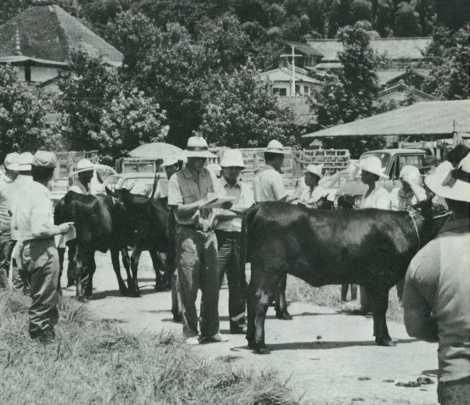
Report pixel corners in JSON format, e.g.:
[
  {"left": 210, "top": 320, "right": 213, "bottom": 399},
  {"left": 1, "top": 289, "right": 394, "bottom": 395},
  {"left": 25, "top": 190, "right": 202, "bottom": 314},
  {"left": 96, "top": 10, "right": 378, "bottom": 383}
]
[{"left": 0, "top": 138, "right": 468, "bottom": 404}]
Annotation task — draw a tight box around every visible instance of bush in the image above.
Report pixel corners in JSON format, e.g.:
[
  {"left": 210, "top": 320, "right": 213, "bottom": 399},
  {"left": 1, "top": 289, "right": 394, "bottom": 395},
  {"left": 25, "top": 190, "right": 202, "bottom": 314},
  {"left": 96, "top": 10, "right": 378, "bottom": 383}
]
[{"left": 0, "top": 290, "right": 300, "bottom": 405}]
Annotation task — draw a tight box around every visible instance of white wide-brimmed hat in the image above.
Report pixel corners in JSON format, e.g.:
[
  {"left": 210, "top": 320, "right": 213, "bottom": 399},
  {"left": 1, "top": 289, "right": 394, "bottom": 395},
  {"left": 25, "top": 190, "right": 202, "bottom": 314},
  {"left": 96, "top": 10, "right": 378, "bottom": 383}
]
[
  {"left": 305, "top": 164, "right": 323, "bottom": 179},
  {"left": 33, "top": 151, "right": 57, "bottom": 168},
  {"left": 17, "top": 152, "right": 34, "bottom": 171},
  {"left": 4, "top": 152, "right": 20, "bottom": 171},
  {"left": 400, "top": 165, "right": 422, "bottom": 186},
  {"left": 185, "top": 136, "right": 215, "bottom": 159},
  {"left": 359, "top": 156, "right": 387, "bottom": 178},
  {"left": 220, "top": 149, "right": 245, "bottom": 168},
  {"left": 425, "top": 155, "right": 470, "bottom": 202},
  {"left": 265, "top": 139, "right": 287, "bottom": 154},
  {"left": 75, "top": 158, "right": 94, "bottom": 173}
]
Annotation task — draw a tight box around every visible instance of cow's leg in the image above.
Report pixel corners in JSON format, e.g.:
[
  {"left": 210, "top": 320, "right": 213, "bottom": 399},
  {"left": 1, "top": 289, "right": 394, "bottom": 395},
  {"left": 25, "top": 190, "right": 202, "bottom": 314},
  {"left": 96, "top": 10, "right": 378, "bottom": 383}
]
[
  {"left": 120, "top": 248, "right": 133, "bottom": 293},
  {"left": 275, "top": 273, "right": 292, "bottom": 320},
  {"left": 85, "top": 256, "right": 96, "bottom": 298},
  {"left": 247, "top": 266, "right": 281, "bottom": 354},
  {"left": 75, "top": 248, "right": 91, "bottom": 302},
  {"left": 66, "top": 241, "right": 77, "bottom": 287},
  {"left": 171, "top": 271, "right": 182, "bottom": 322},
  {"left": 149, "top": 249, "right": 168, "bottom": 291},
  {"left": 111, "top": 248, "right": 127, "bottom": 295},
  {"left": 129, "top": 246, "right": 142, "bottom": 297},
  {"left": 368, "top": 286, "right": 395, "bottom": 346}
]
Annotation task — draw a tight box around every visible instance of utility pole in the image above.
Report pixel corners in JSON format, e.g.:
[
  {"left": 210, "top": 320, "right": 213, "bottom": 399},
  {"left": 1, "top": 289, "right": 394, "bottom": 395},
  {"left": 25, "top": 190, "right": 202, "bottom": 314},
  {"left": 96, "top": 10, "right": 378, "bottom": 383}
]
[{"left": 291, "top": 44, "right": 296, "bottom": 97}]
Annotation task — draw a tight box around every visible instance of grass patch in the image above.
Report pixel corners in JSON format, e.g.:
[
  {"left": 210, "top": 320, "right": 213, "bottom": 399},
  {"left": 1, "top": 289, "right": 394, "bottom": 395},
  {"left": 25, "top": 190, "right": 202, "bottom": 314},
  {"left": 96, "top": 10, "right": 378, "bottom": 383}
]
[
  {"left": 286, "top": 277, "right": 404, "bottom": 323},
  {"left": 0, "top": 290, "right": 300, "bottom": 405}
]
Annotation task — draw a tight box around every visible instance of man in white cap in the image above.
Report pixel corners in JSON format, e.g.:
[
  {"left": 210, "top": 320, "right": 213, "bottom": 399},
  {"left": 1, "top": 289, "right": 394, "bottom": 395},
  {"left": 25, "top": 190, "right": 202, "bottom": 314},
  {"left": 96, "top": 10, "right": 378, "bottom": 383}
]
[
  {"left": 168, "top": 136, "right": 228, "bottom": 344},
  {"left": 214, "top": 149, "right": 254, "bottom": 333},
  {"left": 253, "top": 139, "right": 293, "bottom": 320},
  {"left": 0, "top": 153, "right": 20, "bottom": 288},
  {"left": 12, "top": 151, "right": 73, "bottom": 343},
  {"left": 390, "top": 165, "right": 427, "bottom": 211},
  {"left": 403, "top": 154, "right": 470, "bottom": 405},
  {"left": 69, "top": 158, "right": 95, "bottom": 194},
  {"left": 296, "top": 164, "right": 329, "bottom": 208},
  {"left": 9, "top": 152, "right": 34, "bottom": 292}
]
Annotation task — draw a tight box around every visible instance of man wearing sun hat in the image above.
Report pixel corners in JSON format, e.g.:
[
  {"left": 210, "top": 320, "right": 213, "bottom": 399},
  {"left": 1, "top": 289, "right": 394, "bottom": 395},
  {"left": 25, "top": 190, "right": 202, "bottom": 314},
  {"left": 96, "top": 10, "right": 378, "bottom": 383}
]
[
  {"left": 0, "top": 153, "right": 20, "bottom": 288},
  {"left": 390, "top": 165, "right": 427, "bottom": 211},
  {"left": 214, "top": 148, "right": 254, "bottom": 333},
  {"left": 168, "top": 136, "right": 228, "bottom": 344},
  {"left": 296, "top": 164, "right": 330, "bottom": 208},
  {"left": 69, "top": 158, "right": 95, "bottom": 194},
  {"left": 403, "top": 154, "right": 470, "bottom": 405},
  {"left": 12, "top": 151, "right": 73, "bottom": 343}
]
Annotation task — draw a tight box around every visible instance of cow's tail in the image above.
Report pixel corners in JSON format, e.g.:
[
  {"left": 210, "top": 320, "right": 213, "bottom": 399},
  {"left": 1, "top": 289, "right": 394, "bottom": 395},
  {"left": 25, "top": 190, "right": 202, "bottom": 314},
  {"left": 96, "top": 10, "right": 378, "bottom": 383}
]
[{"left": 240, "top": 204, "right": 260, "bottom": 280}]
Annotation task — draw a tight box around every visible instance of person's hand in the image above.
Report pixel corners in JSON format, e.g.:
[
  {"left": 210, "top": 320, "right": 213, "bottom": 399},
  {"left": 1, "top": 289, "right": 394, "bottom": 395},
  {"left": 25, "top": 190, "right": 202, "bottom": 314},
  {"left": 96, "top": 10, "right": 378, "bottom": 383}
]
[{"left": 58, "top": 222, "right": 74, "bottom": 234}]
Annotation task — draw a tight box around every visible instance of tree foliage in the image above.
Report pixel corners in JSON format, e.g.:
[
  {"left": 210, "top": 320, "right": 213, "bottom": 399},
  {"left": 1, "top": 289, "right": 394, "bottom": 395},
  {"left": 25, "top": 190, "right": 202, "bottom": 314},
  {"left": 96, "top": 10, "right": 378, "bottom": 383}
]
[
  {"left": 197, "top": 64, "right": 298, "bottom": 147},
  {"left": 0, "top": 65, "right": 51, "bottom": 157}
]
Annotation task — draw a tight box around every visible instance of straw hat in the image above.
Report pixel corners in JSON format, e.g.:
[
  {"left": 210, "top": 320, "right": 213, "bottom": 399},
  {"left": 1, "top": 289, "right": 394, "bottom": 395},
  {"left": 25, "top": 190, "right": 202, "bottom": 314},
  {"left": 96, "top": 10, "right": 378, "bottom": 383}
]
[
  {"left": 425, "top": 155, "right": 470, "bottom": 202},
  {"left": 265, "top": 139, "right": 287, "bottom": 154},
  {"left": 399, "top": 165, "right": 422, "bottom": 186},
  {"left": 75, "top": 158, "right": 94, "bottom": 173},
  {"left": 33, "top": 151, "right": 57, "bottom": 168},
  {"left": 17, "top": 152, "right": 34, "bottom": 171},
  {"left": 220, "top": 149, "right": 245, "bottom": 168},
  {"left": 359, "top": 156, "right": 387, "bottom": 178},
  {"left": 305, "top": 164, "right": 323, "bottom": 179},
  {"left": 4, "top": 152, "right": 20, "bottom": 171},
  {"left": 185, "top": 136, "right": 215, "bottom": 159}
]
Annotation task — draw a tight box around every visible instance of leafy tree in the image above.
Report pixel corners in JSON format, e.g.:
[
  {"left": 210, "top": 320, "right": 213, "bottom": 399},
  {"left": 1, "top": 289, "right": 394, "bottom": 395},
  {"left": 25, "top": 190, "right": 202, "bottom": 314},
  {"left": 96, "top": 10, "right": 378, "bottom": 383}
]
[
  {"left": 98, "top": 88, "right": 167, "bottom": 161},
  {"left": 434, "top": 0, "right": 470, "bottom": 30},
  {"left": 423, "top": 27, "right": 470, "bottom": 100},
  {"left": 351, "top": 0, "right": 373, "bottom": 23},
  {"left": 394, "top": 2, "right": 420, "bottom": 36},
  {"left": 0, "top": 64, "right": 51, "bottom": 157},
  {"left": 197, "top": 64, "right": 299, "bottom": 147}
]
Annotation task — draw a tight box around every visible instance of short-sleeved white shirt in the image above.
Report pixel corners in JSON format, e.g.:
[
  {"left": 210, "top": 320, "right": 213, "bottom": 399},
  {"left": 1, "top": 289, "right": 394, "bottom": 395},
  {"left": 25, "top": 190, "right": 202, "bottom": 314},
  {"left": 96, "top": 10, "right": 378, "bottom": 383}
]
[{"left": 253, "top": 165, "right": 287, "bottom": 202}]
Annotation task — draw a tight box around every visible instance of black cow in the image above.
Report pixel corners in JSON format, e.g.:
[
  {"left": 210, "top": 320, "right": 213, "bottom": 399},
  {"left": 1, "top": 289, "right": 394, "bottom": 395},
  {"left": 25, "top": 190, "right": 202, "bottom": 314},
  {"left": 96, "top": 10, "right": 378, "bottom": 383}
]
[
  {"left": 54, "top": 191, "right": 132, "bottom": 300},
  {"left": 111, "top": 188, "right": 175, "bottom": 296},
  {"left": 241, "top": 201, "right": 449, "bottom": 354}
]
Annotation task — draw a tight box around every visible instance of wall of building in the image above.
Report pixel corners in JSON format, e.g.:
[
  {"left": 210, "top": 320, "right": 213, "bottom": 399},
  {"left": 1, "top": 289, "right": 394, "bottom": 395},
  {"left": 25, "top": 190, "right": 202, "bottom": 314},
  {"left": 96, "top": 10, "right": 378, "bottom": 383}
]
[{"left": 31, "top": 66, "right": 59, "bottom": 83}]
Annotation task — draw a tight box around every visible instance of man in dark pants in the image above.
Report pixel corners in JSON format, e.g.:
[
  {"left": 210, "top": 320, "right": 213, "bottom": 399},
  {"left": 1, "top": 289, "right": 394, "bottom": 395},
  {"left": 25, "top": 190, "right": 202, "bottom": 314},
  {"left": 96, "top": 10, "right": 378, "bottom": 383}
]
[
  {"left": 168, "top": 136, "right": 229, "bottom": 345},
  {"left": 11, "top": 151, "right": 73, "bottom": 343},
  {"left": 215, "top": 149, "right": 253, "bottom": 333}
]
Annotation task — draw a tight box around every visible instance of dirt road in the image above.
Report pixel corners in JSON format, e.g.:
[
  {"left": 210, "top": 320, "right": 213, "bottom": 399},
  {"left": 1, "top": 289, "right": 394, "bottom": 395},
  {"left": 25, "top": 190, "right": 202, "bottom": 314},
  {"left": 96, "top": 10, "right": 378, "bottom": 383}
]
[{"left": 65, "top": 252, "right": 439, "bottom": 405}]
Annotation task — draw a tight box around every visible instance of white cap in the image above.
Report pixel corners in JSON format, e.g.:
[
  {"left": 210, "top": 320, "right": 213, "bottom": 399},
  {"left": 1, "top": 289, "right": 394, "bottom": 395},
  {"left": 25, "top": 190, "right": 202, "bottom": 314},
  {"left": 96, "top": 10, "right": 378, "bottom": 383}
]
[
  {"left": 17, "top": 152, "right": 34, "bottom": 171},
  {"left": 399, "top": 165, "right": 422, "bottom": 186},
  {"left": 305, "top": 164, "right": 323, "bottom": 179},
  {"left": 185, "top": 136, "right": 215, "bottom": 158},
  {"left": 359, "top": 156, "right": 387, "bottom": 178},
  {"left": 162, "top": 156, "right": 179, "bottom": 167},
  {"left": 265, "top": 139, "right": 287, "bottom": 154},
  {"left": 4, "top": 152, "right": 20, "bottom": 171},
  {"left": 425, "top": 155, "right": 470, "bottom": 202},
  {"left": 220, "top": 149, "right": 245, "bottom": 168},
  {"left": 75, "top": 158, "right": 94, "bottom": 173}
]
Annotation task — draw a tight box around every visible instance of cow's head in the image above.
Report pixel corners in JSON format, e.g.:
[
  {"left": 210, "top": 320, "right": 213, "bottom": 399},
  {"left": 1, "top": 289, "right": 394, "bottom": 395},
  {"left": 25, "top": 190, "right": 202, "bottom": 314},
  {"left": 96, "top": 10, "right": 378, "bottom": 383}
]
[{"left": 413, "top": 199, "right": 452, "bottom": 246}]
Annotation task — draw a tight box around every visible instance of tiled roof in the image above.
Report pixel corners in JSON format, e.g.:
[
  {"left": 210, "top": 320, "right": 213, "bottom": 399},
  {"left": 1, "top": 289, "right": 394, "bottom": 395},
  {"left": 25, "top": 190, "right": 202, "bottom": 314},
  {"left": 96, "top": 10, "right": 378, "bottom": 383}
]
[
  {"left": 377, "top": 69, "right": 430, "bottom": 86},
  {"left": 258, "top": 67, "right": 320, "bottom": 84},
  {"left": 284, "top": 41, "right": 323, "bottom": 57},
  {"left": 0, "top": 4, "right": 123, "bottom": 66},
  {"left": 377, "top": 83, "right": 437, "bottom": 100},
  {"left": 308, "top": 37, "right": 432, "bottom": 62},
  {"left": 303, "top": 100, "right": 470, "bottom": 138}
]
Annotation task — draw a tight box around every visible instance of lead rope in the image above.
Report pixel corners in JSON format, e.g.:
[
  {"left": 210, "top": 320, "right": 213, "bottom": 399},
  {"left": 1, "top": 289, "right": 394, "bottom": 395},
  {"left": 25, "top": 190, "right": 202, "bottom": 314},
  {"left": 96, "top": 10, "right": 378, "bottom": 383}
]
[{"left": 408, "top": 210, "right": 421, "bottom": 249}]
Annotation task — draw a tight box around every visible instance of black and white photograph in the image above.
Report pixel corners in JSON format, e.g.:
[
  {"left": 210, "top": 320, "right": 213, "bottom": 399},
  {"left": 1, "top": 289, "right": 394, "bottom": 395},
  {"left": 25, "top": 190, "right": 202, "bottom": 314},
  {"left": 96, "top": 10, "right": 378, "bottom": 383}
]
[{"left": 0, "top": 0, "right": 469, "bottom": 404}]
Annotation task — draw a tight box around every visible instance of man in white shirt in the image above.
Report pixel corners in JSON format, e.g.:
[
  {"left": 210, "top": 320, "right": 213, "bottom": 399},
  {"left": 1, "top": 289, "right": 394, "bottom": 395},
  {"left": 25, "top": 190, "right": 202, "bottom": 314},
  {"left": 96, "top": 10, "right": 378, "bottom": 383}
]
[
  {"left": 253, "top": 139, "right": 293, "bottom": 320},
  {"left": 12, "top": 151, "right": 73, "bottom": 343},
  {"left": 215, "top": 149, "right": 254, "bottom": 333},
  {"left": 69, "top": 159, "right": 95, "bottom": 194}
]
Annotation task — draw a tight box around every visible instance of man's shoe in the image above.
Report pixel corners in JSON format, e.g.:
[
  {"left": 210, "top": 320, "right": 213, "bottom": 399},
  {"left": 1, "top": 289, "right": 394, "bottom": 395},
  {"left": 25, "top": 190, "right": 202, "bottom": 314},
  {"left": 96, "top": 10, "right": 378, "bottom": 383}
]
[
  {"left": 200, "top": 333, "right": 229, "bottom": 343},
  {"left": 230, "top": 322, "right": 247, "bottom": 334},
  {"left": 184, "top": 336, "right": 200, "bottom": 345}
]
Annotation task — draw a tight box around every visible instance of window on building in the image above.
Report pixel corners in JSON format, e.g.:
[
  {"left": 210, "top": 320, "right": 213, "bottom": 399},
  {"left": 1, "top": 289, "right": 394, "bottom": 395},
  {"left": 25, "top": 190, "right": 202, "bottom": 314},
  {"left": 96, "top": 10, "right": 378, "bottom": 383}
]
[
  {"left": 304, "top": 86, "right": 309, "bottom": 95},
  {"left": 273, "top": 87, "right": 287, "bottom": 96},
  {"left": 295, "top": 85, "right": 300, "bottom": 96}
]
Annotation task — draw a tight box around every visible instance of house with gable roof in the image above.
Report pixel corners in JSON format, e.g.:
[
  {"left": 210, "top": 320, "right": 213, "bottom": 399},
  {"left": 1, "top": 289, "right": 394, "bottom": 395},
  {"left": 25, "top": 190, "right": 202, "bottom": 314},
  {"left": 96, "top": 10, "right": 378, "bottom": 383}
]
[{"left": 0, "top": 0, "right": 123, "bottom": 91}]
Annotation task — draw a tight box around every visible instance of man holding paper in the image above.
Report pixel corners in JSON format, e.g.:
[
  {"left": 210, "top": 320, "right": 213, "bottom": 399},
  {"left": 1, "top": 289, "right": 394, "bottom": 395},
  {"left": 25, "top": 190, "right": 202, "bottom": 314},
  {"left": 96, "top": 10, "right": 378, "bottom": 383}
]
[
  {"left": 168, "top": 136, "right": 229, "bottom": 344},
  {"left": 214, "top": 149, "right": 254, "bottom": 334}
]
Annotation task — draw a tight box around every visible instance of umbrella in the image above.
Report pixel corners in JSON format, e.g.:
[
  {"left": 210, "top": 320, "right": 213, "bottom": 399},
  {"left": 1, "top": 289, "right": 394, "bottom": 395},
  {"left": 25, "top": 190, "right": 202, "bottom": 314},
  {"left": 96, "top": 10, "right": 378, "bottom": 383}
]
[{"left": 128, "top": 142, "right": 184, "bottom": 161}]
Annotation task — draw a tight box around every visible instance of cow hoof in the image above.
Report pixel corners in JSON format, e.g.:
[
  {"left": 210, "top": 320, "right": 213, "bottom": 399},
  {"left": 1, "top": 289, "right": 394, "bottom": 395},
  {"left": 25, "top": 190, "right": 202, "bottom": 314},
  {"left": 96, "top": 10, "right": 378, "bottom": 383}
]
[
  {"left": 172, "top": 313, "right": 183, "bottom": 323},
  {"left": 254, "top": 346, "right": 271, "bottom": 355},
  {"left": 128, "top": 290, "right": 141, "bottom": 297},
  {"left": 154, "top": 284, "right": 167, "bottom": 292},
  {"left": 376, "top": 337, "right": 396, "bottom": 347},
  {"left": 77, "top": 296, "right": 88, "bottom": 303},
  {"left": 276, "top": 311, "right": 293, "bottom": 320}
]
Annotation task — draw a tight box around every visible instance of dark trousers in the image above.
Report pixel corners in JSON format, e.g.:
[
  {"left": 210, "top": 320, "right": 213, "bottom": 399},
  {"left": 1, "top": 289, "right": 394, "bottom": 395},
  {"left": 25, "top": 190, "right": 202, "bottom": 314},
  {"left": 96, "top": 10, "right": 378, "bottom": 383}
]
[
  {"left": 216, "top": 230, "right": 246, "bottom": 326},
  {"left": 438, "top": 376, "right": 470, "bottom": 405},
  {"left": 0, "top": 229, "right": 14, "bottom": 289},
  {"left": 176, "top": 226, "right": 219, "bottom": 338},
  {"left": 20, "top": 238, "right": 60, "bottom": 339}
]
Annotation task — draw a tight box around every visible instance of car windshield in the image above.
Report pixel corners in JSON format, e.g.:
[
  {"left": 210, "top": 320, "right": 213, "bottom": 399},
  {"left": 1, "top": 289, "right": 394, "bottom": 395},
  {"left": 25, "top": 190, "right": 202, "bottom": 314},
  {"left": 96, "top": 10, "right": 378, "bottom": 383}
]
[{"left": 360, "top": 152, "right": 391, "bottom": 170}]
